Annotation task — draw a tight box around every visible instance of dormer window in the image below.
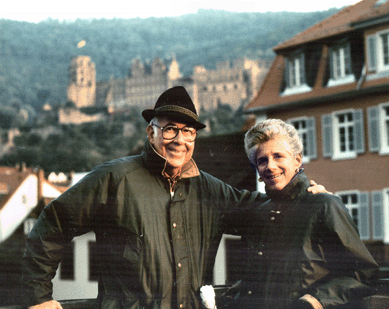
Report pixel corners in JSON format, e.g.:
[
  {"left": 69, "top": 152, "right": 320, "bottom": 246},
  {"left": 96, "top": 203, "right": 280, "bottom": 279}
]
[
  {"left": 287, "top": 54, "right": 304, "bottom": 88},
  {"left": 366, "top": 29, "right": 389, "bottom": 76},
  {"left": 282, "top": 51, "right": 311, "bottom": 96},
  {"left": 328, "top": 42, "right": 355, "bottom": 86}
]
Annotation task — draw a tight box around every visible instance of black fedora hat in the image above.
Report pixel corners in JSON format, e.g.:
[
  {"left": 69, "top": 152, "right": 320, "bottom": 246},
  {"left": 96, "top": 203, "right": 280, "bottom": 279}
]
[{"left": 142, "top": 86, "right": 206, "bottom": 130}]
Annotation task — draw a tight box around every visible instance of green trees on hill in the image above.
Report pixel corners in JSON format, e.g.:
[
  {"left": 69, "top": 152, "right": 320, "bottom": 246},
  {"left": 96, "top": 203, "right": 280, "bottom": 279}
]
[
  {"left": 0, "top": 120, "right": 146, "bottom": 172},
  {"left": 0, "top": 9, "right": 337, "bottom": 110},
  {"left": 0, "top": 8, "right": 340, "bottom": 172}
]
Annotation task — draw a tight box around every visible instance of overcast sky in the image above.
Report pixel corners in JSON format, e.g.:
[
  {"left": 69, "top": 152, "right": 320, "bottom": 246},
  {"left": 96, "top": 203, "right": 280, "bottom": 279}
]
[{"left": 2, "top": 0, "right": 361, "bottom": 23}]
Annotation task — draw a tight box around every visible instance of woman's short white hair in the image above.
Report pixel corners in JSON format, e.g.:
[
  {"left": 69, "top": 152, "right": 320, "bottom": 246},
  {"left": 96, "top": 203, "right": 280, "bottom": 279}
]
[{"left": 244, "top": 119, "right": 303, "bottom": 164}]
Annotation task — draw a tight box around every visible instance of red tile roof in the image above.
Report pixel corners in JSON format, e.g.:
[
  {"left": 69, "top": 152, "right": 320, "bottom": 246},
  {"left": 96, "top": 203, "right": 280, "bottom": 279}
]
[
  {"left": 245, "top": 0, "right": 389, "bottom": 112},
  {"left": 0, "top": 166, "right": 35, "bottom": 211},
  {"left": 274, "top": 0, "right": 389, "bottom": 51},
  {"left": 0, "top": 166, "right": 69, "bottom": 211}
]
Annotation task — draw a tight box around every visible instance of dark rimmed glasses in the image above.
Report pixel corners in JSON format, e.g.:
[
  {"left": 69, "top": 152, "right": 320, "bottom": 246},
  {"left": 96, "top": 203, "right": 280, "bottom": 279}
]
[{"left": 152, "top": 123, "right": 197, "bottom": 142}]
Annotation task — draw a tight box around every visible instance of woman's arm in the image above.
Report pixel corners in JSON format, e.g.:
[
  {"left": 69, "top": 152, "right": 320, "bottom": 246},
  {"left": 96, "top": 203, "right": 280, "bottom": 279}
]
[{"left": 306, "top": 195, "right": 379, "bottom": 308}]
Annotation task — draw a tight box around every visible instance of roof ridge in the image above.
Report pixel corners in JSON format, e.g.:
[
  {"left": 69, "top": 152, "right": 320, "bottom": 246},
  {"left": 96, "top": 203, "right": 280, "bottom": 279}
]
[{"left": 274, "top": 0, "right": 382, "bottom": 51}]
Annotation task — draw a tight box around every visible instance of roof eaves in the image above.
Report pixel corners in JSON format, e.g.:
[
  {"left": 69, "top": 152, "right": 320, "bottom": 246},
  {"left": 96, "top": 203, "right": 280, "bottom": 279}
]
[
  {"left": 244, "top": 82, "right": 389, "bottom": 114},
  {"left": 244, "top": 56, "right": 281, "bottom": 111},
  {"left": 351, "top": 13, "right": 389, "bottom": 29}
]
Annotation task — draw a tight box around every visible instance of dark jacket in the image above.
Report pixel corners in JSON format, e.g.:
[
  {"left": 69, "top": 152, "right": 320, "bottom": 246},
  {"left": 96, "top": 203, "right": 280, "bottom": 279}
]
[
  {"left": 233, "top": 171, "right": 378, "bottom": 309},
  {"left": 22, "top": 141, "right": 260, "bottom": 309}
]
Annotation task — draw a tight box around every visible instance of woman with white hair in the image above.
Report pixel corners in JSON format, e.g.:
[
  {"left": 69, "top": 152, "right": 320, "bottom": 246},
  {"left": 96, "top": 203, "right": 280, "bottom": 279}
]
[{"left": 227, "top": 119, "right": 378, "bottom": 309}]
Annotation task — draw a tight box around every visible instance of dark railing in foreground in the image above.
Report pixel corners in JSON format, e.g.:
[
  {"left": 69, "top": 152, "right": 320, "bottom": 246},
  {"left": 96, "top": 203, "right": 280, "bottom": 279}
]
[
  {"left": 2, "top": 295, "right": 389, "bottom": 309},
  {"left": 0, "top": 299, "right": 97, "bottom": 309},
  {"left": 2, "top": 279, "right": 389, "bottom": 309}
]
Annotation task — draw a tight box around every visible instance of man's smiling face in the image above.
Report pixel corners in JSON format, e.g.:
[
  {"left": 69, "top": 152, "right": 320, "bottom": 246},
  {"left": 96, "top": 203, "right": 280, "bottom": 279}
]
[{"left": 147, "top": 117, "right": 195, "bottom": 177}]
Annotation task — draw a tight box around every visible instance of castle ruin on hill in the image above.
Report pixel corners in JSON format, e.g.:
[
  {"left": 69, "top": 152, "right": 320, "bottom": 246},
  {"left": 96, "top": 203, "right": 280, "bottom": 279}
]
[{"left": 60, "top": 55, "right": 269, "bottom": 125}]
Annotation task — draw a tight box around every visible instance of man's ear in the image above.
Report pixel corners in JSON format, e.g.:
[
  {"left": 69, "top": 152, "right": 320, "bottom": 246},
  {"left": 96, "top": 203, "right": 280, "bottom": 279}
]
[{"left": 146, "top": 125, "right": 154, "bottom": 143}]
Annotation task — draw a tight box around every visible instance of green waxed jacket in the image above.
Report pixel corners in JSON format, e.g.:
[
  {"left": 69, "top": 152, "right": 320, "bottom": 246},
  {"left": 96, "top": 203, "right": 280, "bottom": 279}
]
[
  {"left": 233, "top": 171, "right": 379, "bottom": 309},
  {"left": 22, "top": 141, "right": 262, "bottom": 309}
]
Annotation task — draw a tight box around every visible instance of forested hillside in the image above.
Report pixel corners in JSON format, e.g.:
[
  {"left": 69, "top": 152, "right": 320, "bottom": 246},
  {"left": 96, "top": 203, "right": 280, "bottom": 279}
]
[{"left": 0, "top": 9, "right": 338, "bottom": 111}]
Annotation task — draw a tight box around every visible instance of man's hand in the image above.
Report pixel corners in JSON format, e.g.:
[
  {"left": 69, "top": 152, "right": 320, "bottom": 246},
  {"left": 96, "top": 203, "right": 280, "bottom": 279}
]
[
  {"left": 308, "top": 180, "right": 333, "bottom": 195},
  {"left": 29, "top": 300, "right": 63, "bottom": 309}
]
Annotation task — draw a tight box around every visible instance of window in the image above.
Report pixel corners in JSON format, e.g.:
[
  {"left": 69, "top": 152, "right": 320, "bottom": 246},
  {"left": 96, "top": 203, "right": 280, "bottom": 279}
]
[
  {"left": 337, "top": 112, "right": 355, "bottom": 153},
  {"left": 328, "top": 43, "right": 355, "bottom": 86},
  {"left": 382, "top": 32, "right": 389, "bottom": 67},
  {"left": 368, "top": 103, "right": 389, "bottom": 155},
  {"left": 288, "top": 55, "right": 304, "bottom": 88},
  {"left": 366, "top": 29, "right": 389, "bottom": 76},
  {"left": 288, "top": 117, "right": 317, "bottom": 163},
  {"left": 89, "top": 241, "right": 99, "bottom": 281},
  {"left": 282, "top": 51, "right": 311, "bottom": 96},
  {"left": 336, "top": 191, "right": 369, "bottom": 240},
  {"left": 322, "top": 109, "right": 365, "bottom": 160}
]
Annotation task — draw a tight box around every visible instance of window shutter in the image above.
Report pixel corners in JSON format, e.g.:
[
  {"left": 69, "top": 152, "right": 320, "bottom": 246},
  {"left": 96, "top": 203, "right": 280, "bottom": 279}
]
[
  {"left": 354, "top": 109, "right": 365, "bottom": 154},
  {"left": 368, "top": 106, "right": 380, "bottom": 152},
  {"left": 367, "top": 35, "right": 377, "bottom": 71},
  {"left": 285, "top": 58, "right": 290, "bottom": 88},
  {"left": 300, "top": 53, "right": 306, "bottom": 85},
  {"left": 345, "top": 43, "right": 352, "bottom": 75},
  {"left": 359, "top": 192, "right": 369, "bottom": 240},
  {"left": 372, "top": 191, "right": 384, "bottom": 240},
  {"left": 322, "top": 114, "right": 333, "bottom": 158},
  {"left": 306, "top": 117, "right": 317, "bottom": 159},
  {"left": 329, "top": 47, "right": 335, "bottom": 79}
]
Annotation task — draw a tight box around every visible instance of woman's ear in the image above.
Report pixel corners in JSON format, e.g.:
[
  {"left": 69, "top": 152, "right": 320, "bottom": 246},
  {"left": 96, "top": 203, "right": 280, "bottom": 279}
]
[{"left": 295, "top": 153, "right": 302, "bottom": 167}]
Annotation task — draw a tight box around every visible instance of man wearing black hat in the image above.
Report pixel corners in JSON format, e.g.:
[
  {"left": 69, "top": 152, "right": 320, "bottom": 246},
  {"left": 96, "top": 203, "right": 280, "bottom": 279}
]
[{"left": 22, "top": 86, "right": 325, "bottom": 309}]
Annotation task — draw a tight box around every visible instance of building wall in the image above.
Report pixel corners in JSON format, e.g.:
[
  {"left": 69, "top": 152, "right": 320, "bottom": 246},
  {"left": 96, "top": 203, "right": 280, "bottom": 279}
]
[
  {"left": 0, "top": 176, "right": 37, "bottom": 242},
  {"left": 53, "top": 232, "right": 98, "bottom": 300},
  {"left": 267, "top": 92, "right": 389, "bottom": 192},
  {"left": 125, "top": 74, "right": 168, "bottom": 110},
  {"left": 264, "top": 92, "right": 389, "bottom": 264},
  {"left": 193, "top": 59, "right": 266, "bottom": 112},
  {"left": 58, "top": 108, "right": 106, "bottom": 125}
]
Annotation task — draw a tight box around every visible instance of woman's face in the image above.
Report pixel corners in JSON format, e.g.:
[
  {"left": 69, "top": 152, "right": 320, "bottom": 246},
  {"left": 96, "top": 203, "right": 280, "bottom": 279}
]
[{"left": 254, "top": 137, "right": 302, "bottom": 191}]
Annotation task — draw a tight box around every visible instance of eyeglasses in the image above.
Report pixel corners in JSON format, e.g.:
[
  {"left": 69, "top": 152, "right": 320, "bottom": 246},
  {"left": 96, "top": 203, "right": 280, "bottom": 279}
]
[{"left": 152, "top": 123, "right": 197, "bottom": 142}]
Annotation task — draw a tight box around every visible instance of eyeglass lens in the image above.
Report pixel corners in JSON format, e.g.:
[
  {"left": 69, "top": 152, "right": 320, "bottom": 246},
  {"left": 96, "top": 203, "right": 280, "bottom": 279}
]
[{"left": 163, "top": 126, "right": 196, "bottom": 141}]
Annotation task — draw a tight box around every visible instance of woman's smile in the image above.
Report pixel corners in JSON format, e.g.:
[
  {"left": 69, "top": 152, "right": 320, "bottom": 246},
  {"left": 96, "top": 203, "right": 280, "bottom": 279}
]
[{"left": 255, "top": 138, "right": 301, "bottom": 191}]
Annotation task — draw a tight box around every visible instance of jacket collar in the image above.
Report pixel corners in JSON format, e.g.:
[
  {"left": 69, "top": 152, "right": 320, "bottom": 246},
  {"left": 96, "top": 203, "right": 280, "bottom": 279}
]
[
  {"left": 141, "top": 141, "right": 200, "bottom": 179},
  {"left": 265, "top": 169, "right": 310, "bottom": 202}
]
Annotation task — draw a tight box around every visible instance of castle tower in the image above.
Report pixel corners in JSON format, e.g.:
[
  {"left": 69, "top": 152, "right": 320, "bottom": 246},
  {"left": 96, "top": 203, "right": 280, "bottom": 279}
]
[
  {"left": 151, "top": 57, "right": 166, "bottom": 75},
  {"left": 167, "top": 58, "right": 181, "bottom": 81},
  {"left": 67, "top": 56, "right": 96, "bottom": 108},
  {"left": 130, "top": 58, "right": 145, "bottom": 77}
]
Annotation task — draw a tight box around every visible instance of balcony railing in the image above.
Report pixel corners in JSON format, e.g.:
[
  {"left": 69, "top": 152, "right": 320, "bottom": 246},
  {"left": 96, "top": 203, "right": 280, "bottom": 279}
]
[{"left": 1, "top": 281, "right": 389, "bottom": 309}]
